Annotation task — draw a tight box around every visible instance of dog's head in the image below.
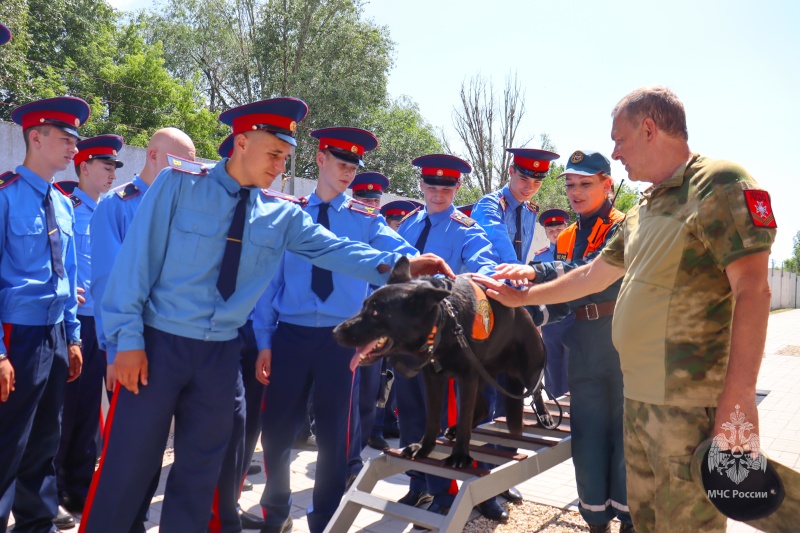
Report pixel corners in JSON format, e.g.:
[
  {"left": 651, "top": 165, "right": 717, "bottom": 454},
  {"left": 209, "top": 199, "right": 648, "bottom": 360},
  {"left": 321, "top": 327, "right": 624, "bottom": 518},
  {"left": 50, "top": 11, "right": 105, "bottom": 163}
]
[{"left": 333, "top": 256, "right": 451, "bottom": 372}]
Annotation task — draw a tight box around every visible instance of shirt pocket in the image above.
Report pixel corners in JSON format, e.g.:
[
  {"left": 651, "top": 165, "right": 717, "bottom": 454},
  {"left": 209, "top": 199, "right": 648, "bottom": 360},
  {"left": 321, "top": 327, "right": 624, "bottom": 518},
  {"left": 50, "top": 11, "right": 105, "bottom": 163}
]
[
  {"left": 73, "top": 218, "right": 91, "bottom": 256},
  {"left": 246, "top": 222, "right": 283, "bottom": 270},
  {"left": 169, "top": 208, "right": 220, "bottom": 265},
  {"left": 8, "top": 215, "right": 46, "bottom": 260}
]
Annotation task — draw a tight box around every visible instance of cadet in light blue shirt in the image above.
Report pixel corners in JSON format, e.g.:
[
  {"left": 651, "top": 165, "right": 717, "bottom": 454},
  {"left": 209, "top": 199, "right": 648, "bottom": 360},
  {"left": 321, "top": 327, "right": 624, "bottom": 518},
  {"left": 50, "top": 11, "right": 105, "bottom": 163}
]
[
  {"left": 471, "top": 148, "right": 560, "bottom": 264},
  {"left": 0, "top": 96, "right": 86, "bottom": 532},
  {"left": 253, "top": 127, "right": 418, "bottom": 533},
  {"left": 81, "top": 100, "right": 451, "bottom": 533}
]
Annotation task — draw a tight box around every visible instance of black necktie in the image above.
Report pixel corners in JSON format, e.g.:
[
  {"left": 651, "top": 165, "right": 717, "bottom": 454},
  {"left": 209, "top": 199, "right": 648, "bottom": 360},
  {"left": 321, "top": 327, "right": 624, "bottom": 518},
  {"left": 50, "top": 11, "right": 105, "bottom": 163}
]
[
  {"left": 216, "top": 189, "right": 249, "bottom": 301},
  {"left": 311, "top": 203, "right": 334, "bottom": 301},
  {"left": 44, "top": 190, "right": 65, "bottom": 279},
  {"left": 414, "top": 216, "right": 432, "bottom": 252},
  {"left": 514, "top": 204, "right": 523, "bottom": 261}
]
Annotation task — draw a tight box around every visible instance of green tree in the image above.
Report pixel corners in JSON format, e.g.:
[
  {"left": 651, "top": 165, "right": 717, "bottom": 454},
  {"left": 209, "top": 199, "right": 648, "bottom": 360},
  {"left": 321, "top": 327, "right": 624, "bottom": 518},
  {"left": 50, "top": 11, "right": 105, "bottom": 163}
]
[{"left": 783, "top": 231, "right": 800, "bottom": 273}]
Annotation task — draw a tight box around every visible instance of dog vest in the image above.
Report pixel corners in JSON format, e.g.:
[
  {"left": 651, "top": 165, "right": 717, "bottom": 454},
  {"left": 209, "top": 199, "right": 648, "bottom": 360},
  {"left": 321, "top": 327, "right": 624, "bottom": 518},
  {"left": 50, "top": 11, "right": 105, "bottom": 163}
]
[
  {"left": 465, "top": 277, "right": 494, "bottom": 341},
  {"left": 555, "top": 207, "right": 625, "bottom": 261}
]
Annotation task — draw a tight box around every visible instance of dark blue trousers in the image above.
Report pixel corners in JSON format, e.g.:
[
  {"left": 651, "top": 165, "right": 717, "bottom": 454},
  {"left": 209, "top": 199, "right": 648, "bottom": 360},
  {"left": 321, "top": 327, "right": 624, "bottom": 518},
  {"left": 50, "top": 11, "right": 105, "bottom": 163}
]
[
  {"left": 56, "top": 314, "right": 104, "bottom": 505},
  {"left": 0, "top": 322, "right": 68, "bottom": 533},
  {"left": 260, "top": 323, "right": 355, "bottom": 533},
  {"left": 542, "top": 313, "right": 574, "bottom": 398},
  {"left": 346, "top": 361, "right": 382, "bottom": 476},
  {"left": 240, "top": 323, "right": 265, "bottom": 480},
  {"left": 80, "top": 326, "right": 241, "bottom": 533}
]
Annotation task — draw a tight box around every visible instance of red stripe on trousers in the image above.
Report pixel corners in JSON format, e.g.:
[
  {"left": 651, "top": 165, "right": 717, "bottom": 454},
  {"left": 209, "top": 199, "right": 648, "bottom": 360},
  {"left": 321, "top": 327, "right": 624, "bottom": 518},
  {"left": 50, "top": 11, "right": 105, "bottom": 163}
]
[
  {"left": 3, "top": 323, "right": 12, "bottom": 354},
  {"left": 447, "top": 379, "right": 459, "bottom": 495}
]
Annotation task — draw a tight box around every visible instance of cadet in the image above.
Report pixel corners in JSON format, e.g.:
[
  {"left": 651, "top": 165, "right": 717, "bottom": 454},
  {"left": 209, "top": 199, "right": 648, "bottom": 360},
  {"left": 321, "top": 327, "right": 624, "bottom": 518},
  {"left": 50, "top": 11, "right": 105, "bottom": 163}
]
[
  {"left": 533, "top": 208, "right": 573, "bottom": 398},
  {"left": 394, "top": 154, "right": 501, "bottom": 526},
  {"left": 54, "top": 135, "right": 123, "bottom": 522},
  {"left": 0, "top": 23, "right": 10, "bottom": 45},
  {"left": 349, "top": 171, "right": 388, "bottom": 208},
  {"left": 0, "top": 97, "right": 86, "bottom": 532},
  {"left": 381, "top": 200, "right": 420, "bottom": 232},
  {"left": 253, "top": 127, "right": 419, "bottom": 533}
]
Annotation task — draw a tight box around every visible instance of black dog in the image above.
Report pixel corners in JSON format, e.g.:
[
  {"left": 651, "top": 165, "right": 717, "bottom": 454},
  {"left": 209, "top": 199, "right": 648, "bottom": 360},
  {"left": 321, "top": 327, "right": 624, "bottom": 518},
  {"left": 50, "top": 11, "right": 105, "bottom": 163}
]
[{"left": 333, "top": 256, "right": 548, "bottom": 468}]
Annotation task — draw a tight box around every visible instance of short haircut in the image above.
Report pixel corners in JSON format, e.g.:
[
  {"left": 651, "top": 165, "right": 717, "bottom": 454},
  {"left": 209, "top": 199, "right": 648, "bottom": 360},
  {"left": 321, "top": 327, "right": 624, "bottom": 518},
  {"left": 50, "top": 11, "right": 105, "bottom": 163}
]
[
  {"left": 612, "top": 86, "right": 688, "bottom": 141},
  {"left": 23, "top": 125, "right": 53, "bottom": 151}
]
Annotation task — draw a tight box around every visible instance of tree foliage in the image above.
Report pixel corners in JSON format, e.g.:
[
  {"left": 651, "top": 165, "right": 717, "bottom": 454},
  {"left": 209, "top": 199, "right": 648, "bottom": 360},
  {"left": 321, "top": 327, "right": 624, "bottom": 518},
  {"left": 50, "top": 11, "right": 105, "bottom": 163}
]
[{"left": 783, "top": 231, "right": 800, "bottom": 274}]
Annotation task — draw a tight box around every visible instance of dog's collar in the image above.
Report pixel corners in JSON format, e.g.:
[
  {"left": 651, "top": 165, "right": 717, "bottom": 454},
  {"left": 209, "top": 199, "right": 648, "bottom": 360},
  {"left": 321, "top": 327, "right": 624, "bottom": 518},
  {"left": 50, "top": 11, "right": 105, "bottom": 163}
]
[{"left": 415, "top": 299, "right": 452, "bottom": 373}]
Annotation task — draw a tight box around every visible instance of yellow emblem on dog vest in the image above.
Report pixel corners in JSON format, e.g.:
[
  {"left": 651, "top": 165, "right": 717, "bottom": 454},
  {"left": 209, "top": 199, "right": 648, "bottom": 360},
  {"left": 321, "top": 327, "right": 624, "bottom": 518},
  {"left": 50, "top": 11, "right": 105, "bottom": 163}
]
[{"left": 466, "top": 278, "right": 494, "bottom": 341}]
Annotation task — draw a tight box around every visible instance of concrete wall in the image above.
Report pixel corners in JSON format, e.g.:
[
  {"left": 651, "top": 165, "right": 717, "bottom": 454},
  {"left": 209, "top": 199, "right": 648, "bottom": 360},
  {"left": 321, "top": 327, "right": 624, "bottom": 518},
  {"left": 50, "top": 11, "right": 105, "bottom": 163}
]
[{"left": 769, "top": 268, "right": 800, "bottom": 310}]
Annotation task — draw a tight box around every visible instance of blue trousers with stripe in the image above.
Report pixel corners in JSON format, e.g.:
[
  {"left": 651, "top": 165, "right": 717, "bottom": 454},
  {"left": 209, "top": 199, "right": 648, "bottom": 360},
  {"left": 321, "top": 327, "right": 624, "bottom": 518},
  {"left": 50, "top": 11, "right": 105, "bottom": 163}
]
[
  {"left": 347, "top": 361, "right": 382, "bottom": 477},
  {"left": 260, "top": 323, "right": 355, "bottom": 533},
  {"left": 0, "top": 322, "right": 68, "bottom": 533},
  {"left": 80, "top": 326, "right": 241, "bottom": 533}
]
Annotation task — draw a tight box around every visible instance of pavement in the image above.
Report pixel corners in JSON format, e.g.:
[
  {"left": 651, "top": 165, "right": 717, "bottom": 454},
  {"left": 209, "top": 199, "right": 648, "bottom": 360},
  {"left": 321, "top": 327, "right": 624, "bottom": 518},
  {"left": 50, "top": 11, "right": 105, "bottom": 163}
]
[{"left": 10, "top": 309, "right": 800, "bottom": 532}]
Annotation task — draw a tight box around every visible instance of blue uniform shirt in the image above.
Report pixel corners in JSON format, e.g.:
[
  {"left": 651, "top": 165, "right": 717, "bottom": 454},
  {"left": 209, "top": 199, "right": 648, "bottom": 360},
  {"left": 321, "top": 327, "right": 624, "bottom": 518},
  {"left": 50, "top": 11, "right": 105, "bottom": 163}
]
[
  {"left": 0, "top": 165, "right": 80, "bottom": 352},
  {"left": 71, "top": 187, "right": 97, "bottom": 316},
  {"left": 399, "top": 204, "right": 499, "bottom": 276},
  {"left": 471, "top": 185, "right": 537, "bottom": 264},
  {"left": 253, "top": 191, "right": 418, "bottom": 350},
  {"left": 100, "top": 160, "right": 402, "bottom": 362},
  {"left": 533, "top": 242, "right": 556, "bottom": 263},
  {"left": 91, "top": 175, "right": 151, "bottom": 356}
]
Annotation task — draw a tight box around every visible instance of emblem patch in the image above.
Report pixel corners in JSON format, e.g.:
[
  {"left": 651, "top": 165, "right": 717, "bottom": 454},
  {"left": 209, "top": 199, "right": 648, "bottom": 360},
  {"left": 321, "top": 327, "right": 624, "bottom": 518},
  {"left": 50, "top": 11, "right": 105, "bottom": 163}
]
[
  {"left": 570, "top": 151, "right": 585, "bottom": 164},
  {"left": 289, "top": 120, "right": 296, "bottom": 132},
  {"left": 743, "top": 190, "right": 777, "bottom": 228},
  {"left": 436, "top": 169, "right": 444, "bottom": 176}
]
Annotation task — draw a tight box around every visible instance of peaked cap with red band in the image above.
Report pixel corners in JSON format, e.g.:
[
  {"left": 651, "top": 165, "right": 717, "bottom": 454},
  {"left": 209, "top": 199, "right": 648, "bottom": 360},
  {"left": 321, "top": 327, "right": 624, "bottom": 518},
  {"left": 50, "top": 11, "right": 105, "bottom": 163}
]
[
  {"left": 381, "top": 200, "right": 421, "bottom": 220},
  {"left": 311, "top": 127, "right": 378, "bottom": 167},
  {"left": 0, "top": 24, "right": 11, "bottom": 46},
  {"left": 538, "top": 208, "right": 570, "bottom": 227},
  {"left": 350, "top": 172, "right": 389, "bottom": 198},
  {"left": 74, "top": 134, "right": 124, "bottom": 168},
  {"left": 218, "top": 97, "right": 308, "bottom": 147},
  {"left": 413, "top": 154, "right": 472, "bottom": 186},
  {"left": 506, "top": 148, "right": 560, "bottom": 178},
  {"left": 218, "top": 134, "right": 234, "bottom": 159},
  {"left": 11, "top": 96, "right": 90, "bottom": 139}
]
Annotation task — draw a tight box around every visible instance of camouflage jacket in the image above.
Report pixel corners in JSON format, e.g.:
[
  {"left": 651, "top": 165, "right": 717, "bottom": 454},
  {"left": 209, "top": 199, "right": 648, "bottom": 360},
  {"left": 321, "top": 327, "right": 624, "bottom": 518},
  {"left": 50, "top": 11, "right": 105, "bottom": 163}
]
[{"left": 601, "top": 154, "right": 776, "bottom": 407}]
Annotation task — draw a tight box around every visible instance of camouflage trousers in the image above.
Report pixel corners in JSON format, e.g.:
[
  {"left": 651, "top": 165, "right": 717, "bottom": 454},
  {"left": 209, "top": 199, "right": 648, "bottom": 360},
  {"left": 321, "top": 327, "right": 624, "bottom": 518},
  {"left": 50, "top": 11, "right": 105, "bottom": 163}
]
[{"left": 623, "top": 399, "right": 727, "bottom": 532}]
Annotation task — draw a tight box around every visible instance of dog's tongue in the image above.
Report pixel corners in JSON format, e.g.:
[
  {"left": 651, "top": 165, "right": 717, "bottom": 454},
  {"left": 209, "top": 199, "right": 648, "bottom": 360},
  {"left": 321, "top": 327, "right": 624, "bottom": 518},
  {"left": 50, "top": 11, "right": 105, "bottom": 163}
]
[{"left": 349, "top": 338, "right": 382, "bottom": 372}]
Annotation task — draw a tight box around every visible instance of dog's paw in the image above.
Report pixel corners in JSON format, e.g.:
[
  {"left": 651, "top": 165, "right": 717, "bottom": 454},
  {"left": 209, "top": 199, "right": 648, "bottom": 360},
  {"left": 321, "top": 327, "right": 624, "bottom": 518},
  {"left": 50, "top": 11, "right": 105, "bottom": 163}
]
[
  {"left": 401, "top": 442, "right": 434, "bottom": 459},
  {"left": 444, "top": 425, "right": 457, "bottom": 441},
  {"left": 443, "top": 451, "right": 474, "bottom": 469}
]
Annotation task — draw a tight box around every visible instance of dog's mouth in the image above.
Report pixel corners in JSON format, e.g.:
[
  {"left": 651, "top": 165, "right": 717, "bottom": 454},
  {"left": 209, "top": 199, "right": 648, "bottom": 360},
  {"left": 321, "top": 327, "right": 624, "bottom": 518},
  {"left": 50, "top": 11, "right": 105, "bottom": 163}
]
[{"left": 348, "top": 336, "right": 394, "bottom": 372}]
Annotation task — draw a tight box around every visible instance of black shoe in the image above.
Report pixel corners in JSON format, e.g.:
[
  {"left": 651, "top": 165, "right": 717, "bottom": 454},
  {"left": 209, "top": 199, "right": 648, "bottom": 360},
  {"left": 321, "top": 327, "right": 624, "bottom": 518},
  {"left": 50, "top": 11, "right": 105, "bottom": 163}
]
[
  {"left": 260, "top": 516, "right": 293, "bottom": 533},
  {"left": 242, "top": 478, "right": 254, "bottom": 491},
  {"left": 237, "top": 505, "right": 265, "bottom": 529},
  {"left": 367, "top": 434, "right": 390, "bottom": 451},
  {"left": 53, "top": 506, "right": 76, "bottom": 529},
  {"left": 588, "top": 523, "right": 611, "bottom": 533},
  {"left": 294, "top": 434, "right": 317, "bottom": 450},
  {"left": 60, "top": 493, "right": 86, "bottom": 514},
  {"left": 247, "top": 463, "right": 262, "bottom": 476},
  {"left": 397, "top": 489, "right": 434, "bottom": 508},
  {"left": 476, "top": 498, "right": 509, "bottom": 522},
  {"left": 501, "top": 486, "right": 523, "bottom": 503},
  {"left": 619, "top": 522, "right": 636, "bottom": 533},
  {"left": 412, "top": 502, "right": 450, "bottom": 531},
  {"left": 383, "top": 427, "right": 400, "bottom": 439}
]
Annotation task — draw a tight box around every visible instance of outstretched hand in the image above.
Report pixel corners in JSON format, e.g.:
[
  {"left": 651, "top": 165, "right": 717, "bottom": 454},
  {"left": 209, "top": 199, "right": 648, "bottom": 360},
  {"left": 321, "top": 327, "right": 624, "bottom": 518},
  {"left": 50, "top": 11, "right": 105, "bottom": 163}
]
[
  {"left": 492, "top": 263, "right": 537, "bottom": 282},
  {"left": 469, "top": 273, "right": 531, "bottom": 308},
  {"left": 408, "top": 253, "right": 455, "bottom": 279}
]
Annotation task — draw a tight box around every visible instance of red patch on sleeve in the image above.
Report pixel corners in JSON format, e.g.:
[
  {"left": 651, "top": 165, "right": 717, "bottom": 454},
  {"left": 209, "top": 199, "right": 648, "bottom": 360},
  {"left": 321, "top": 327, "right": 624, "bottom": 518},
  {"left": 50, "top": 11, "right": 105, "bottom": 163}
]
[{"left": 743, "top": 189, "right": 777, "bottom": 228}]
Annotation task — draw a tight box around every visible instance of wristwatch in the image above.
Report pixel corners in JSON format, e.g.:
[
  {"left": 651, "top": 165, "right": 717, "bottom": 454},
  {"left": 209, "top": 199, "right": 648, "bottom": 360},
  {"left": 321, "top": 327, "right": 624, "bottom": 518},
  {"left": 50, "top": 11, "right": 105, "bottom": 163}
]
[
  {"left": 68, "top": 339, "right": 83, "bottom": 348},
  {"left": 0, "top": 353, "right": 7, "bottom": 362}
]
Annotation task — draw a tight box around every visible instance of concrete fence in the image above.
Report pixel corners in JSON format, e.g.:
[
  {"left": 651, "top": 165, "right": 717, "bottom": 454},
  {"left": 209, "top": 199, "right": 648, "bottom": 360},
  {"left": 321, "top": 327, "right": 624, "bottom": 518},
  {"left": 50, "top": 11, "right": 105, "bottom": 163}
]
[{"left": 769, "top": 268, "right": 800, "bottom": 310}]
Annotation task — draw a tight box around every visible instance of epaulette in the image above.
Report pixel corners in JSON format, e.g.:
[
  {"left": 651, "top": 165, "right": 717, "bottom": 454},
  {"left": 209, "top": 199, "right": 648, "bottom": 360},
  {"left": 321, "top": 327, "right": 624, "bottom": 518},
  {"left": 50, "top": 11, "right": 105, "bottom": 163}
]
[
  {"left": 53, "top": 181, "right": 82, "bottom": 208},
  {"left": 451, "top": 210, "right": 476, "bottom": 227},
  {"left": 167, "top": 154, "right": 209, "bottom": 176},
  {"left": 114, "top": 182, "right": 141, "bottom": 201},
  {"left": 525, "top": 200, "right": 539, "bottom": 213},
  {"left": 0, "top": 172, "right": 21, "bottom": 190},
  {"left": 535, "top": 246, "right": 549, "bottom": 255},
  {"left": 400, "top": 205, "right": 422, "bottom": 224},
  {"left": 346, "top": 198, "right": 378, "bottom": 217},
  {"left": 499, "top": 195, "right": 509, "bottom": 212},
  {"left": 260, "top": 189, "right": 308, "bottom": 207}
]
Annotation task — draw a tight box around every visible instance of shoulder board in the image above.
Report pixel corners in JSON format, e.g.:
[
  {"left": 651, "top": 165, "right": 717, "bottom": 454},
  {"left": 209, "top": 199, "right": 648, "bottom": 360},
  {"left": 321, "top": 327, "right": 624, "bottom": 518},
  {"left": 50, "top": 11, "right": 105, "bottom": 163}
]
[
  {"left": 167, "top": 154, "right": 209, "bottom": 176},
  {"left": 450, "top": 211, "right": 476, "bottom": 227},
  {"left": 54, "top": 180, "right": 79, "bottom": 196},
  {"left": 499, "top": 196, "right": 509, "bottom": 212},
  {"left": 114, "top": 182, "right": 141, "bottom": 200},
  {"left": 346, "top": 198, "right": 378, "bottom": 217},
  {"left": 260, "top": 189, "right": 308, "bottom": 207},
  {"left": 400, "top": 205, "right": 422, "bottom": 224},
  {"left": 0, "top": 172, "right": 20, "bottom": 190},
  {"left": 525, "top": 201, "right": 539, "bottom": 213},
  {"left": 536, "top": 246, "right": 549, "bottom": 255},
  {"left": 69, "top": 195, "right": 82, "bottom": 208}
]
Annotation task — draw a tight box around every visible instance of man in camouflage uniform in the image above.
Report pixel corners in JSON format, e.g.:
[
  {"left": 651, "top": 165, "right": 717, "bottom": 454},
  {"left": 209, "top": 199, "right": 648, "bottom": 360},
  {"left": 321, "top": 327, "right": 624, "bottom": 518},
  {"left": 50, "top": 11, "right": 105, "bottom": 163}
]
[{"left": 477, "top": 86, "right": 776, "bottom": 532}]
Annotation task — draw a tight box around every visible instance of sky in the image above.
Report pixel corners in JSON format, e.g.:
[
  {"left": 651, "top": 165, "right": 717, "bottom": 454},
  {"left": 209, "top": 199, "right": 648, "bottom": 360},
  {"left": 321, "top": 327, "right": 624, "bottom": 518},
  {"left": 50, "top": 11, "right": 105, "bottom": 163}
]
[{"left": 108, "top": 0, "right": 800, "bottom": 261}]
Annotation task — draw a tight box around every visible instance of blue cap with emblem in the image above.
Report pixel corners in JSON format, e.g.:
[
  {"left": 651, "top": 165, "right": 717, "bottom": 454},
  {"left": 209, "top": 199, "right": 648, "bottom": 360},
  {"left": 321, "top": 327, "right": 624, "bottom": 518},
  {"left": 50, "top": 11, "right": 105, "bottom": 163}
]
[
  {"left": 381, "top": 200, "right": 420, "bottom": 221},
  {"left": 505, "top": 148, "right": 559, "bottom": 179},
  {"left": 218, "top": 97, "right": 308, "bottom": 147},
  {"left": 538, "top": 208, "right": 570, "bottom": 227},
  {"left": 11, "top": 96, "right": 90, "bottom": 139},
  {"left": 558, "top": 150, "right": 611, "bottom": 177},
  {"left": 0, "top": 23, "right": 11, "bottom": 45},
  {"left": 413, "top": 154, "right": 471, "bottom": 186},
  {"left": 218, "top": 134, "right": 234, "bottom": 158},
  {"left": 311, "top": 127, "right": 378, "bottom": 168},
  {"left": 75, "top": 134, "right": 124, "bottom": 169},
  {"left": 350, "top": 172, "right": 389, "bottom": 198}
]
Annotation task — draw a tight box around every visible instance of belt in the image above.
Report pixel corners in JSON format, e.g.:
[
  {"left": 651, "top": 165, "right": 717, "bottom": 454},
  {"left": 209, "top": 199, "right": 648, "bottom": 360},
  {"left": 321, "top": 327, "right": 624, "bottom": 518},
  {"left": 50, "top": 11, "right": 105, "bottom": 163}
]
[{"left": 574, "top": 300, "right": 616, "bottom": 321}]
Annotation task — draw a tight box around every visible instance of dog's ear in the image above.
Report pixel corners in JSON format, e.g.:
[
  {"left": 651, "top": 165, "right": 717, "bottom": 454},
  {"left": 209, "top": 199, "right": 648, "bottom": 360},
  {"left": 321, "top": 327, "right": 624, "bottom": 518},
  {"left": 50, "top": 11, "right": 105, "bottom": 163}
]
[
  {"left": 388, "top": 256, "right": 412, "bottom": 284},
  {"left": 407, "top": 283, "right": 451, "bottom": 313}
]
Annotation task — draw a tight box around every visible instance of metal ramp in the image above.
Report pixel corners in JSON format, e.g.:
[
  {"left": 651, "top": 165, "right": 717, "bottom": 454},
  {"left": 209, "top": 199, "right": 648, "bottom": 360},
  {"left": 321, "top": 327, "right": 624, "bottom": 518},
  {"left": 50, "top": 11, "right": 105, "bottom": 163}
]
[{"left": 325, "top": 397, "right": 572, "bottom": 532}]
